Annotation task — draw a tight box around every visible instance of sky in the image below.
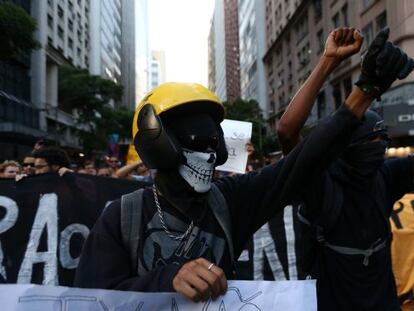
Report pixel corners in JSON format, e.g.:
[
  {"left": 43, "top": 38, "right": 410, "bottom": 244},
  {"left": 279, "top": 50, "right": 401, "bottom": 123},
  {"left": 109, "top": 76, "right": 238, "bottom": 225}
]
[{"left": 148, "top": 0, "right": 215, "bottom": 86}]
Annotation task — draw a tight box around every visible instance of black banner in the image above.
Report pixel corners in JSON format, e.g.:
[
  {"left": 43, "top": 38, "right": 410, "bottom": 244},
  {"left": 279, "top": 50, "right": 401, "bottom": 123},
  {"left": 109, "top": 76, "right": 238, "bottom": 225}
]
[
  {"left": 0, "top": 173, "right": 302, "bottom": 287},
  {"left": 0, "top": 173, "right": 148, "bottom": 286}
]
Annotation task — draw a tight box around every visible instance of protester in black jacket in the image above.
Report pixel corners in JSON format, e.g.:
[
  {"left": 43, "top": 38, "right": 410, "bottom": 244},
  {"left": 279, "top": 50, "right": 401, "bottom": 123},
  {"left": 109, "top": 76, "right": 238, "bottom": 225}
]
[
  {"left": 278, "top": 27, "right": 414, "bottom": 311},
  {"left": 75, "top": 29, "right": 378, "bottom": 302}
]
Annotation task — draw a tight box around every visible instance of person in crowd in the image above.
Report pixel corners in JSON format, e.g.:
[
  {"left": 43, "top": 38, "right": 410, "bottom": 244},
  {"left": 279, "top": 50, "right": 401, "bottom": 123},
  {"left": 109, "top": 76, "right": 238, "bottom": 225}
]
[
  {"left": 74, "top": 29, "right": 378, "bottom": 303},
  {"left": 33, "top": 146, "right": 72, "bottom": 175},
  {"left": 22, "top": 155, "right": 36, "bottom": 176},
  {"left": 0, "top": 160, "right": 21, "bottom": 179},
  {"left": 115, "top": 161, "right": 153, "bottom": 183},
  {"left": 84, "top": 160, "right": 97, "bottom": 175},
  {"left": 97, "top": 166, "right": 114, "bottom": 177},
  {"left": 277, "top": 27, "right": 414, "bottom": 310},
  {"left": 105, "top": 156, "right": 120, "bottom": 173}
]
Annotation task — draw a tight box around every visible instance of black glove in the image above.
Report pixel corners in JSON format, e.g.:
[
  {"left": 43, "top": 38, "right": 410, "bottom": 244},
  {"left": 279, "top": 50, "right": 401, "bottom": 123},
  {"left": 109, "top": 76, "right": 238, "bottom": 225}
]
[
  {"left": 356, "top": 27, "right": 414, "bottom": 99},
  {"left": 375, "top": 41, "right": 414, "bottom": 92}
]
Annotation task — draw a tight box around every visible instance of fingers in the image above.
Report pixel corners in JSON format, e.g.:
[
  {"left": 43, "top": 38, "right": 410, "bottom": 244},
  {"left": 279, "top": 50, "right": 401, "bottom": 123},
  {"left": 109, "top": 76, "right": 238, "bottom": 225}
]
[
  {"left": 368, "top": 26, "right": 390, "bottom": 55},
  {"left": 376, "top": 41, "right": 414, "bottom": 79},
  {"left": 172, "top": 259, "right": 227, "bottom": 302},
  {"left": 344, "top": 28, "right": 355, "bottom": 45},
  {"left": 398, "top": 57, "right": 414, "bottom": 79},
  {"left": 353, "top": 29, "right": 364, "bottom": 49},
  {"left": 209, "top": 264, "right": 228, "bottom": 295},
  {"left": 173, "top": 276, "right": 202, "bottom": 302}
]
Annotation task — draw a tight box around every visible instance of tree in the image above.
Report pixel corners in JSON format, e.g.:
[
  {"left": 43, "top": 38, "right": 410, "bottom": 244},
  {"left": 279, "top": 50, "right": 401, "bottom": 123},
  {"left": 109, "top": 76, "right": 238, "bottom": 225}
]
[
  {"left": 59, "top": 65, "right": 126, "bottom": 154},
  {"left": 223, "top": 98, "right": 266, "bottom": 155},
  {"left": 0, "top": 1, "right": 40, "bottom": 60}
]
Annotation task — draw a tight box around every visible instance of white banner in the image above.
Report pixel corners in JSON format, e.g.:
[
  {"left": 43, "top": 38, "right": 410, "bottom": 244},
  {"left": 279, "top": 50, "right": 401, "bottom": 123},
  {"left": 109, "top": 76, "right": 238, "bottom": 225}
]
[
  {"left": 217, "top": 119, "right": 253, "bottom": 174},
  {"left": 0, "top": 280, "right": 316, "bottom": 311}
]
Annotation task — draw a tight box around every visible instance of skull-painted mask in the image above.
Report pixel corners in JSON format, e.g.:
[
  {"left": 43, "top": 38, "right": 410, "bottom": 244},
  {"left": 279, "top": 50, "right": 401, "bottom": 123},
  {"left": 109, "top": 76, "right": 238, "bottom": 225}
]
[{"left": 178, "top": 149, "right": 216, "bottom": 193}]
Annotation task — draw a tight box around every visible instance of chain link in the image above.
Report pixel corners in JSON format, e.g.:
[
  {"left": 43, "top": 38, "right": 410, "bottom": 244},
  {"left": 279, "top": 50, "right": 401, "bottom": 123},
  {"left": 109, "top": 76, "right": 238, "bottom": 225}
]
[{"left": 153, "top": 185, "right": 194, "bottom": 241}]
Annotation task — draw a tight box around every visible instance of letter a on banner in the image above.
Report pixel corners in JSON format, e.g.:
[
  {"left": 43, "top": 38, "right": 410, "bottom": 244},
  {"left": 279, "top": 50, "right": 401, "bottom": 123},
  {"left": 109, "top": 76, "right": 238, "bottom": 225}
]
[
  {"left": 0, "top": 196, "right": 19, "bottom": 280},
  {"left": 17, "top": 193, "right": 58, "bottom": 285}
]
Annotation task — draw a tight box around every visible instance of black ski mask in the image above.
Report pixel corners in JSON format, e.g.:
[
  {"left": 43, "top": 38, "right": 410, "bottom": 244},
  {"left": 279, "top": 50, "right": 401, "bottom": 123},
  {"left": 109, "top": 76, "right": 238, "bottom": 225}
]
[
  {"left": 155, "top": 112, "right": 225, "bottom": 212},
  {"left": 333, "top": 110, "right": 389, "bottom": 187}
]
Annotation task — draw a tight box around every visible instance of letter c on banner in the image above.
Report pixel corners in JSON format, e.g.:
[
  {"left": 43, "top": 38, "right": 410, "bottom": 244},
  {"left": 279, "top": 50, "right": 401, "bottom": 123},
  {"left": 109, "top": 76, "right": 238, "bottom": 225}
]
[
  {"left": 0, "top": 196, "right": 19, "bottom": 280},
  {"left": 59, "top": 224, "right": 90, "bottom": 269}
]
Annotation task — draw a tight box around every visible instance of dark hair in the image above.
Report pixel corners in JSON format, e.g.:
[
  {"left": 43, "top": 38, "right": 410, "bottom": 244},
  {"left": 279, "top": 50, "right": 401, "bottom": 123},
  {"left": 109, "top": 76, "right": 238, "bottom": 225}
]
[{"left": 33, "top": 147, "right": 71, "bottom": 168}]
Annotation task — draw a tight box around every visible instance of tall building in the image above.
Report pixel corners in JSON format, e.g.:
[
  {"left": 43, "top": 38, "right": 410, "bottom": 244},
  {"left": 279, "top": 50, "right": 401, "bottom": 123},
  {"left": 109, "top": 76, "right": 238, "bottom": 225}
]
[
  {"left": 89, "top": 0, "right": 122, "bottom": 84},
  {"left": 224, "top": 0, "right": 241, "bottom": 102},
  {"left": 135, "top": 0, "right": 150, "bottom": 102},
  {"left": 211, "top": 0, "right": 227, "bottom": 101},
  {"left": 263, "top": 0, "right": 414, "bottom": 151},
  {"left": 150, "top": 50, "right": 166, "bottom": 89},
  {"left": 208, "top": 17, "right": 216, "bottom": 92},
  {"left": 238, "top": 0, "right": 267, "bottom": 118},
  {"left": 209, "top": 0, "right": 241, "bottom": 102},
  {"left": 0, "top": 0, "right": 41, "bottom": 160},
  {"left": 31, "top": 0, "right": 90, "bottom": 151},
  {"left": 120, "top": 0, "right": 136, "bottom": 109}
]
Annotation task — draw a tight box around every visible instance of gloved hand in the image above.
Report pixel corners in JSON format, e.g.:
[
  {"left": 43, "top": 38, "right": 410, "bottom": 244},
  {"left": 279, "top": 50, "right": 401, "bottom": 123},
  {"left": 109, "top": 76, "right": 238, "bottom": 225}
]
[{"left": 355, "top": 27, "right": 414, "bottom": 99}]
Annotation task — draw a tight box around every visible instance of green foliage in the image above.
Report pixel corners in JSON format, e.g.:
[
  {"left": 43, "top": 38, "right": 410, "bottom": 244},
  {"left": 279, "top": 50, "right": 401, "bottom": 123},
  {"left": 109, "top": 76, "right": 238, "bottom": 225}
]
[
  {"left": 0, "top": 1, "right": 40, "bottom": 60},
  {"left": 223, "top": 98, "right": 265, "bottom": 154},
  {"left": 58, "top": 65, "right": 127, "bottom": 154}
]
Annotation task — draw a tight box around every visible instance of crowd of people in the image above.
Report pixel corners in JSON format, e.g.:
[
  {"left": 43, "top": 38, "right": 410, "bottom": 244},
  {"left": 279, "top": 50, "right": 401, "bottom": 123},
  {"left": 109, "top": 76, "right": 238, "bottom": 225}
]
[{"left": 0, "top": 139, "right": 153, "bottom": 182}]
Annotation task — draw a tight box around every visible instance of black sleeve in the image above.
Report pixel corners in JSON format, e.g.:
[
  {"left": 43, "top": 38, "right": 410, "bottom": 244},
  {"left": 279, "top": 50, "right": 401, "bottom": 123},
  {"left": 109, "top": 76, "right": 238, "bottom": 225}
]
[
  {"left": 384, "top": 157, "right": 414, "bottom": 205},
  {"left": 215, "top": 104, "right": 360, "bottom": 254},
  {"left": 74, "top": 200, "right": 181, "bottom": 292}
]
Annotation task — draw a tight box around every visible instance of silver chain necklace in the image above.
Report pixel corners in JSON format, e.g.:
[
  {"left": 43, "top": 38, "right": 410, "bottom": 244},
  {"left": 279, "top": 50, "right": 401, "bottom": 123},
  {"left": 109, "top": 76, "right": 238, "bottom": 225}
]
[{"left": 152, "top": 185, "right": 194, "bottom": 241}]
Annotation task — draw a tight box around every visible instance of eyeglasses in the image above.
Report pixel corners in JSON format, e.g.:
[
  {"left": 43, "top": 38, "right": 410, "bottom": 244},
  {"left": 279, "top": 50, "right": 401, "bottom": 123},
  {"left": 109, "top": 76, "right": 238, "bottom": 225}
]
[
  {"left": 179, "top": 135, "right": 219, "bottom": 152},
  {"left": 34, "top": 164, "right": 49, "bottom": 169},
  {"left": 23, "top": 163, "right": 34, "bottom": 167}
]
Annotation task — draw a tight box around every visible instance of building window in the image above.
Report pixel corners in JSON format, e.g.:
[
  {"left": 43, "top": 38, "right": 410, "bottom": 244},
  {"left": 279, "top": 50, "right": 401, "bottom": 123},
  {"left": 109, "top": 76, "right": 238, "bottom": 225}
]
[
  {"left": 362, "top": 23, "right": 374, "bottom": 50},
  {"left": 47, "top": 14, "right": 53, "bottom": 28},
  {"left": 317, "top": 91, "right": 326, "bottom": 119},
  {"left": 58, "top": 5, "right": 64, "bottom": 18},
  {"left": 68, "top": 19, "right": 73, "bottom": 31},
  {"left": 296, "top": 14, "right": 308, "bottom": 42},
  {"left": 376, "top": 11, "right": 387, "bottom": 32},
  {"left": 332, "top": 13, "right": 340, "bottom": 28},
  {"left": 317, "top": 29, "right": 324, "bottom": 54},
  {"left": 57, "top": 26, "right": 64, "bottom": 39},
  {"left": 68, "top": 38, "right": 73, "bottom": 49},
  {"left": 313, "top": 0, "right": 322, "bottom": 21},
  {"left": 341, "top": 4, "right": 348, "bottom": 26}
]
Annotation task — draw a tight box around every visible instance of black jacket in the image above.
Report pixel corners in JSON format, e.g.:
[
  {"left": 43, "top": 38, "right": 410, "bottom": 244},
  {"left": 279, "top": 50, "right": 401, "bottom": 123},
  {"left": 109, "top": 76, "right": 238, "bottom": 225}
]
[{"left": 74, "top": 105, "right": 361, "bottom": 292}]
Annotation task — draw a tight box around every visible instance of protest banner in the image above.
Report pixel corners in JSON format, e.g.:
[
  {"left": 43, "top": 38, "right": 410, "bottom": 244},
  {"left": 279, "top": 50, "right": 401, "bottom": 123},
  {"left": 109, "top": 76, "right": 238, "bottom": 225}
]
[
  {"left": 216, "top": 119, "right": 252, "bottom": 174},
  {"left": 0, "top": 173, "right": 148, "bottom": 286},
  {"left": 0, "top": 172, "right": 304, "bottom": 286},
  {"left": 0, "top": 280, "right": 317, "bottom": 310}
]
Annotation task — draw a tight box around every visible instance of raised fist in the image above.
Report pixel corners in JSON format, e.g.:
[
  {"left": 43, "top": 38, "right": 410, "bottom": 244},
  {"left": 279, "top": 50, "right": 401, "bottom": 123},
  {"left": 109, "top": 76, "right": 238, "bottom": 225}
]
[{"left": 356, "top": 27, "right": 414, "bottom": 97}]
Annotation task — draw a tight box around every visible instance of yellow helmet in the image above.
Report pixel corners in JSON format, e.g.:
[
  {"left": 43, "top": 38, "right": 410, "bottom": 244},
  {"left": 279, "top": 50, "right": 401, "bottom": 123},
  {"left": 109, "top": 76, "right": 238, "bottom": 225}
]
[{"left": 132, "top": 83, "right": 227, "bottom": 169}]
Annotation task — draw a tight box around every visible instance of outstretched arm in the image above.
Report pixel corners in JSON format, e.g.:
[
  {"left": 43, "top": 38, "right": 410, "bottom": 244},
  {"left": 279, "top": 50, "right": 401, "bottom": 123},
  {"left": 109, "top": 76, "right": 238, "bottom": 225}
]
[{"left": 278, "top": 28, "right": 363, "bottom": 155}]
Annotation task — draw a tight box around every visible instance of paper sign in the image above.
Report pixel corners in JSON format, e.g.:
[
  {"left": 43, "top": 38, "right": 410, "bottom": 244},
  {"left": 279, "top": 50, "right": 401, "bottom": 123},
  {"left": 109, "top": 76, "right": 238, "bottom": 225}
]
[
  {"left": 216, "top": 119, "right": 253, "bottom": 174},
  {"left": 0, "top": 280, "right": 316, "bottom": 311}
]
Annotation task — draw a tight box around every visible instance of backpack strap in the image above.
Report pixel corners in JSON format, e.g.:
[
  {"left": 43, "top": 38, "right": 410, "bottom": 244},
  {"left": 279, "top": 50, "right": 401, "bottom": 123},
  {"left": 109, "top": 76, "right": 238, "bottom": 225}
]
[
  {"left": 208, "top": 184, "right": 234, "bottom": 264},
  {"left": 120, "top": 188, "right": 145, "bottom": 274}
]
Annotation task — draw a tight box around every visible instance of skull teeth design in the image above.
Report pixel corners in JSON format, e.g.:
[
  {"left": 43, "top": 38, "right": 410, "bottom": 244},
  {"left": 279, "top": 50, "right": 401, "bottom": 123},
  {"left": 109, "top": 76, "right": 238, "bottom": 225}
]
[
  {"left": 178, "top": 149, "right": 216, "bottom": 193},
  {"left": 184, "top": 163, "right": 213, "bottom": 183}
]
